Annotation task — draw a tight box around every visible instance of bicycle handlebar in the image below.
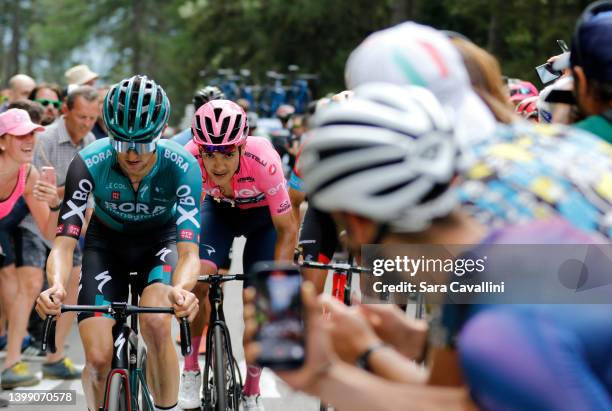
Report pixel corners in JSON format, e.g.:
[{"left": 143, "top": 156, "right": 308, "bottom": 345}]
[
  {"left": 299, "top": 260, "right": 371, "bottom": 273},
  {"left": 41, "top": 304, "right": 192, "bottom": 356},
  {"left": 198, "top": 274, "right": 246, "bottom": 283}
]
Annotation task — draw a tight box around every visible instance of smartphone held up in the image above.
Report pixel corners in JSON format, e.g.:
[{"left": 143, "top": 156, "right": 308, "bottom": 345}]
[
  {"left": 250, "top": 262, "right": 305, "bottom": 371},
  {"left": 40, "top": 166, "right": 57, "bottom": 185}
]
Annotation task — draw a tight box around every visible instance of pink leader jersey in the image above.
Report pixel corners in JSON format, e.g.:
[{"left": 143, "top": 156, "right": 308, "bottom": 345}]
[
  {"left": 186, "top": 137, "right": 291, "bottom": 216},
  {"left": 0, "top": 164, "right": 28, "bottom": 220}
]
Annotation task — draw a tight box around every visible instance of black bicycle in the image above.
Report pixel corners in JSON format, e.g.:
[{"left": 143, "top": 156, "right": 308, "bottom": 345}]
[
  {"left": 198, "top": 274, "right": 245, "bottom": 411},
  {"left": 41, "top": 298, "right": 191, "bottom": 411}
]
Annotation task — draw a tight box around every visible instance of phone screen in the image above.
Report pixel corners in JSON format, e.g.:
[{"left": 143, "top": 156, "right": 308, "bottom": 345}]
[
  {"left": 535, "top": 63, "right": 561, "bottom": 85},
  {"left": 40, "top": 166, "right": 57, "bottom": 185},
  {"left": 252, "top": 263, "right": 304, "bottom": 370}
]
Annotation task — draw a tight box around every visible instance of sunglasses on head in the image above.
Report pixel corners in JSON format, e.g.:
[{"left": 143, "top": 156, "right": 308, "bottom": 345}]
[
  {"left": 35, "top": 99, "right": 61, "bottom": 109},
  {"left": 110, "top": 136, "right": 160, "bottom": 154},
  {"left": 199, "top": 144, "right": 237, "bottom": 154}
]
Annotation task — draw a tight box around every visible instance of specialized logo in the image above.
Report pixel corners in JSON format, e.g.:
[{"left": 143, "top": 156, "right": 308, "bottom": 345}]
[
  {"left": 114, "top": 334, "right": 126, "bottom": 360},
  {"left": 179, "top": 229, "right": 194, "bottom": 241},
  {"left": 238, "top": 176, "right": 255, "bottom": 183},
  {"left": 202, "top": 244, "right": 216, "bottom": 256},
  {"left": 84, "top": 148, "right": 113, "bottom": 168},
  {"left": 156, "top": 247, "right": 172, "bottom": 262},
  {"left": 112, "top": 191, "right": 120, "bottom": 200},
  {"left": 163, "top": 149, "right": 189, "bottom": 173},
  {"left": 67, "top": 224, "right": 81, "bottom": 237},
  {"left": 95, "top": 270, "right": 112, "bottom": 293}
]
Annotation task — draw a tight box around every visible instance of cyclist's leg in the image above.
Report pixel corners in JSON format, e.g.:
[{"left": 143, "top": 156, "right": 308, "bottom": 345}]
[
  {"left": 298, "top": 205, "right": 337, "bottom": 294},
  {"left": 459, "top": 306, "right": 612, "bottom": 411},
  {"left": 135, "top": 226, "right": 179, "bottom": 408},
  {"left": 78, "top": 228, "right": 127, "bottom": 411},
  {"left": 241, "top": 209, "right": 277, "bottom": 400}
]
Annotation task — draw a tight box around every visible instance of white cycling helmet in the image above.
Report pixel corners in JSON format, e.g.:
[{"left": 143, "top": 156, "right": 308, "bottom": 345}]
[{"left": 301, "top": 82, "right": 459, "bottom": 232}]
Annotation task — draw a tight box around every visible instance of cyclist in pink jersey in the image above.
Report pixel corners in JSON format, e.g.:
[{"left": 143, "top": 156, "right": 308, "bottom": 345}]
[
  {"left": 0, "top": 108, "right": 60, "bottom": 388},
  {"left": 179, "top": 100, "right": 296, "bottom": 411}
]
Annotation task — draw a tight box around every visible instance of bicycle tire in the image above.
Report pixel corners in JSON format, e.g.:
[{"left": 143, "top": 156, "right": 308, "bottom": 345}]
[
  {"left": 213, "top": 325, "right": 227, "bottom": 411},
  {"left": 107, "top": 373, "right": 129, "bottom": 411},
  {"left": 138, "top": 345, "right": 154, "bottom": 411}
]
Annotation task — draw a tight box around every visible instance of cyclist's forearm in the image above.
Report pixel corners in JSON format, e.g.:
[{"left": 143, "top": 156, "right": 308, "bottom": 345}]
[
  {"left": 173, "top": 243, "right": 200, "bottom": 290},
  {"left": 47, "top": 246, "right": 74, "bottom": 288},
  {"left": 274, "top": 225, "right": 297, "bottom": 261},
  {"left": 315, "top": 362, "right": 474, "bottom": 411}
]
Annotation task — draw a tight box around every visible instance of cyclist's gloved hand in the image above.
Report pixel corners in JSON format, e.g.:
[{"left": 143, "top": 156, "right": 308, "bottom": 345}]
[
  {"left": 358, "top": 304, "right": 428, "bottom": 361},
  {"left": 243, "top": 282, "right": 337, "bottom": 396},
  {"left": 169, "top": 287, "right": 199, "bottom": 322},
  {"left": 36, "top": 283, "right": 66, "bottom": 319},
  {"left": 322, "top": 296, "right": 381, "bottom": 363}
]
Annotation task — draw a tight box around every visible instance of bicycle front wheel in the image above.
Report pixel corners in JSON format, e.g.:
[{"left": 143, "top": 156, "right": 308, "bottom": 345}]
[
  {"left": 213, "top": 325, "right": 227, "bottom": 411},
  {"left": 107, "top": 373, "right": 129, "bottom": 411}
]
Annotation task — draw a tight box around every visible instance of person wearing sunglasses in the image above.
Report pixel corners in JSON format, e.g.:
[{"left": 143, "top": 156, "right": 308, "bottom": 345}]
[
  {"left": 29, "top": 83, "right": 63, "bottom": 126},
  {"left": 35, "top": 75, "right": 203, "bottom": 411},
  {"left": 179, "top": 100, "right": 296, "bottom": 411}
]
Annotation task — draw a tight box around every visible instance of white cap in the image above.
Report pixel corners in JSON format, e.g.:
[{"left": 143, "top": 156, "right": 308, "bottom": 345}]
[
  {"left": 65, "top": 64, "right": 99, "bottom": 86},
  {"left": 345, "top": 22, "right": 497, "bottom": 163}
]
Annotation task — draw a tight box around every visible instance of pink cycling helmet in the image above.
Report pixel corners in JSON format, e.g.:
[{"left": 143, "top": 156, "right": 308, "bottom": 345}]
[
  {"left": 509, "top": 80, "right": 539, "bottom": 104},
  {"left": 191, "top": 99, "right": 248, "bottom": 146}
]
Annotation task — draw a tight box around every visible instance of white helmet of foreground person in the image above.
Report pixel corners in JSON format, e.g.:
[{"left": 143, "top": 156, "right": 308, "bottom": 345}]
[
  {"left": 300, "top": 82, "right": 459, "bottom": 232},
  {"left": 344, "top": 22, "right": 497, "bottom": 168}
]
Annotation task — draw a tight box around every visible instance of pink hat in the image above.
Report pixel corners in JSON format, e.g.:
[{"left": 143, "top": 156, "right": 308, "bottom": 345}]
[{"left": 0, "top": 109, "right": 45, "bottom": 136}]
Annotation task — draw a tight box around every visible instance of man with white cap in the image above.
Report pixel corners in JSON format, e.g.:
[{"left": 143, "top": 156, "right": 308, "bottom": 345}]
[{"left": 64, "top": 64, "right": 99, "bottom": 87}]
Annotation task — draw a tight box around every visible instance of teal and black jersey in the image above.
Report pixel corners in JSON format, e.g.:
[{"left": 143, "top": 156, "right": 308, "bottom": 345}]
[{"left": 57, "top": 138, "right": 202, "bottom": 243}]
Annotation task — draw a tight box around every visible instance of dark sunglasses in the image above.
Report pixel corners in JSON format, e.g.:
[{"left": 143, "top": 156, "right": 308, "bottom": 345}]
[
  {"left": 35, "top": 99, "right": 62, "bottom": 109},
  {"left": 199, "top": 144, "right": 237, "bottom": 155},
  {"left": 110, "top": 136, "right": 159, "bottom": 154}
]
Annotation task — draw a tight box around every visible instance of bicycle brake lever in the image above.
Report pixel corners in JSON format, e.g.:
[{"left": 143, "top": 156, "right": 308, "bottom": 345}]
[
  {"left": 179, "top": 317, "right": 192, "bottom": 356},
  {"left": 41, "top": 316, "right": 57, "bottom": 354}
]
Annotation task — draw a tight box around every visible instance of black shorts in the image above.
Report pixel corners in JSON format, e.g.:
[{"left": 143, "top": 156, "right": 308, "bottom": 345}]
[
  {"left": 199, "top": 197, "right": 276, "bottom": 281},
  {"left": 77, "top": 217, "right": 177, "bottom": 323},
  {"left": 298, "top": 205, "right": 339, "bottom": 264},
  {"left": 0, "top": 197, "right": 29, "bottom": 268}
]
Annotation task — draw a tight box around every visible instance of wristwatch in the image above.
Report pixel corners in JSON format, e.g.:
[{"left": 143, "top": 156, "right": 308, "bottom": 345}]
[{"left": 355, "top": 342, "right": 387, "bottom": 372}]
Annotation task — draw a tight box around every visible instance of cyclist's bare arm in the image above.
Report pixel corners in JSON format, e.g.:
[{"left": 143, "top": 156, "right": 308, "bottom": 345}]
[
  {"left": 272, "top": 211, "right": 298, "bottom": 261},
  {"left": 173, "top": 242, "right": 200, "bottom": 291},
  {"left": 315, "top": 363, "right": 477, "bottom": 411},
  {"left": 289, "top": 187, "right": 306, "bottom": 230},
  {"left": 47, "top": 236, "right": 77, "bottom": 288}
]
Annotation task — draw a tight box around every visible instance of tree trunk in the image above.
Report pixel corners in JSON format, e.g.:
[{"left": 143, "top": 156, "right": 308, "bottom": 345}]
[
  {"left": 131, "top": 0, "right": 143, "bottom": 73},
  {"left": 8, "top": 1, "right": 21, "bottom": 76}
]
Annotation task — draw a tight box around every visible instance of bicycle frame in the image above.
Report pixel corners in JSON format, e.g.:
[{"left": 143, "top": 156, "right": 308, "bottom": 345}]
[{"left": 199, "top": 274, "right": 245, "bottom": 409}]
